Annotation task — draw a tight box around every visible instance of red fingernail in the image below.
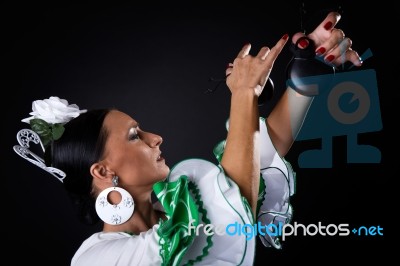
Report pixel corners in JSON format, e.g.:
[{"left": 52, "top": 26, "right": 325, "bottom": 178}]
[
  {"left": 316, "top": 47, "right": 326, "bottom": 55},
  {"left": 298, "top": 39, "right": 309, "bottom": 48},
  {"left": 324, "top": 21, "right": 333, "bottom": 30},
  {"left": 282, "top": 34, "right": 289, "bottom": 40},
  {"left": 325, "top": 55, "right": 335, "bottom": 62}
]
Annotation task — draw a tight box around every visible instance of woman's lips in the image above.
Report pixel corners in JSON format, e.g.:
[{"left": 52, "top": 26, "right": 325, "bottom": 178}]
[{"left": 157, "top": 152, "right": 164, "bottom": 162}]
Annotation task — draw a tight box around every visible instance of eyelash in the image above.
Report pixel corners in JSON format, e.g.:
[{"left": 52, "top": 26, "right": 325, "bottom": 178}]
[{"left": 129, "top": 130, "right": 140, "bottom": 141}]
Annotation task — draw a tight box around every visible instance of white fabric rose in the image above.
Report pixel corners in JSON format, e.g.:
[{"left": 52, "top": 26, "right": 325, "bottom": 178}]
[{"left": 22, "top": 96, "right": 87, "bottom": 124}]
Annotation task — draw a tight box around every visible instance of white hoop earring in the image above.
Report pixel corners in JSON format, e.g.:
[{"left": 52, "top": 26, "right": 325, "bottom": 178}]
[{"left": 95, "top": 176, "right": 134, "bottom": 225}]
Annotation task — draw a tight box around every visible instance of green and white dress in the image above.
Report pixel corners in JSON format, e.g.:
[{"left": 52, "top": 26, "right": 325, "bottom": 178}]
[{"left": 71, "top": 118, "right": 296, "bottom": 266}]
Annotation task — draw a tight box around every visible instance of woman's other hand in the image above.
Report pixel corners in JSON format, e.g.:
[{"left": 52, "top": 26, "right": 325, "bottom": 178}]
[{"left": 292, "top": 11, "right": 362, "bottom": 67}]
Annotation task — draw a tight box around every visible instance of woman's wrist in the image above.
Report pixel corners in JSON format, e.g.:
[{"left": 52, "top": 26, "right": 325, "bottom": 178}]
[{"left": 230, "top": 88, "right": 259, "bottom": 101}]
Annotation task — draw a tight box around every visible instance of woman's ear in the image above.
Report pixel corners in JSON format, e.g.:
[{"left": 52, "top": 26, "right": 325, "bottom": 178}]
[{"left": 90, "top": 163, "right": 113, "bottom": 181}]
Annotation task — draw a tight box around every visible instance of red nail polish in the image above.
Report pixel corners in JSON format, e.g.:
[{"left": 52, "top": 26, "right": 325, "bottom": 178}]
[
  {"left": 282, "top": 34, "right": 289, "bottom": 40},
  {"left": 324, "top": 21, "right": 333, "bottom": 30},
  {"left": 325, "top": 55, "right": 335, "bottom": 62},
  {"left": 298, "top": 39, "right": 309, "bottom": 48},
  {"left": 316, "top": 47, "right": 326, "bottom": 55}
]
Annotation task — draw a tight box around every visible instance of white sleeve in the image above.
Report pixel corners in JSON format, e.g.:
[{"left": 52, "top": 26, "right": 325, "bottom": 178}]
[
  {"left": 257, "top": 117, "right": 296, "bottom": 249},
  {"left": 71, "top": 225, "right": 162, "bottom": 266}
]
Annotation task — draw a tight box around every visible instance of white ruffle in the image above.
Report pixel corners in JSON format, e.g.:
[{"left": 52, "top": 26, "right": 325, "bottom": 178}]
[
  {"left": 168, "top": 159, "right": 256, "bottom": 265},
  {"left": 258, "top": 118, "right": 296, "bottom": 249}
]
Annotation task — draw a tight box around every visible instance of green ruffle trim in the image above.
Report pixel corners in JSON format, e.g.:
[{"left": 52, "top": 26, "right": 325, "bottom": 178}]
[
  {"left": 153, "top": 176, "right": 199, "bottom": 266},
  {"left": 213, "top": 140, "right": 225, "bottom": 163},
  {"left": 184, "top": 182, "right": 213, "bottom": 265}
]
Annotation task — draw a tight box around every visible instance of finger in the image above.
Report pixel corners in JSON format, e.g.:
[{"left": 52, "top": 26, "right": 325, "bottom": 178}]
[
  {"left": 263, "top": 34, "right": 289, "bottom": 65},
  {"left": 236, "top": 43, "right": 251, "bottom": 59},
  {"left": 256, "top": 46, "right": 271, "bottom": 60},
  {"left": 322, "top": 37, "right": 352, "bottom": 63},
  {"left": 225, "top": 63, "right": 233, "bottom": 76},
  {"left": 308, "top": 11, "right": 342, "bottom": 49},
  {"left": 312, "top": 11, "right": 341, "bottom": 34},
  {"left": 330, "top": 48, "right": 363, "bottom": 67},
  {"left": 346, "top": 49, "right": 363, "bottom": 67},
  {"left": 315, "top": 28, "right": 345, "bottom": 56},
  {"left": 292, "top": 32, "right": 310, "bottom": 49}
]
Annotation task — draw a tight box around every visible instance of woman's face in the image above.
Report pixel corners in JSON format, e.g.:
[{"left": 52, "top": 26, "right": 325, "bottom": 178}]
[{"left": 101, "top": 110, "right": 169, "bottom": 187}]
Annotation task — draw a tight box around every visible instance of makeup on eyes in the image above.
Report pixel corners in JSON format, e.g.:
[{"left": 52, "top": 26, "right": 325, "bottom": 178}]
[{"left": 128, "top": 125, "right": 139, "bottom": 141}]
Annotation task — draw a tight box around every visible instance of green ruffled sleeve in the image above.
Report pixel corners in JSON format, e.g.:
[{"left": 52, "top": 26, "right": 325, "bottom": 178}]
[{"left": 153, "top": 176, "right": 199, "bottom": 266}]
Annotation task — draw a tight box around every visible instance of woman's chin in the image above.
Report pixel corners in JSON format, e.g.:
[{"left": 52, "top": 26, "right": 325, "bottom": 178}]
[{"left": 159, "top": 166, "right": 170, "bottom": 181}]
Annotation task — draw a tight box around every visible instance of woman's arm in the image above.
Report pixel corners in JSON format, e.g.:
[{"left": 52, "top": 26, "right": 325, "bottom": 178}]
[
  {"left": 267, "top": 88, "right": 313, "bottom": 157},
  {"left": 267, "top": 11, "right": 363, "bottom": 157},
  {"left": 220, "top": 36, "right": 288, "bottom": 216}
]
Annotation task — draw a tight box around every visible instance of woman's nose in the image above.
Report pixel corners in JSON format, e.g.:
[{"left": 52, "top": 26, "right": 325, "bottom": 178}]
[{"left": 145, "top": 132, "right": 163, "bottom": 147}]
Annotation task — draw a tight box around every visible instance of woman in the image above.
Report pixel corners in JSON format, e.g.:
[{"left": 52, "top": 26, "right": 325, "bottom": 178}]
[{"left": 15, "top": 12, "right": 361, "bottom": 265}]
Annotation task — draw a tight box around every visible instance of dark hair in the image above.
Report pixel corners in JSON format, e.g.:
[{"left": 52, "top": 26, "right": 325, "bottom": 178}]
[{"left": 45, "top": 109, "right": 113, "bottom": 225}]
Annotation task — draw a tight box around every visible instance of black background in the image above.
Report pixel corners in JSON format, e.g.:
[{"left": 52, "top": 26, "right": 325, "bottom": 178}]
[{"left": 6, "top": 2, "right": 393, "bottom": 265}]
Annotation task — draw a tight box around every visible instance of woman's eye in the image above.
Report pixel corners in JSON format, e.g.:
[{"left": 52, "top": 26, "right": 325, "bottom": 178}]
[
  {"left": 129, "top": 133, "right": 139, "bottom": 141},
  {"left": 128, "top": 127, "right": 140, "bottom": 141}
]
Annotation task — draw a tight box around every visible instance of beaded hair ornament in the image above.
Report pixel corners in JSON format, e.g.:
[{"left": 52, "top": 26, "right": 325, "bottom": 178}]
[{"left": 13, "top": 96, "right": 87, "bottom": 182}]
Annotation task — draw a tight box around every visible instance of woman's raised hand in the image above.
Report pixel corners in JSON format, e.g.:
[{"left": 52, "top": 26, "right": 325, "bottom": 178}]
[{"left": 225, "top": 34, "right": 289, "bottom": 98}]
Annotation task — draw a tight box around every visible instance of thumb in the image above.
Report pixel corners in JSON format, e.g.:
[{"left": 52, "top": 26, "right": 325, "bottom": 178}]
[{"left": 292, "top": 32, "right": 310, "bottom": 50}]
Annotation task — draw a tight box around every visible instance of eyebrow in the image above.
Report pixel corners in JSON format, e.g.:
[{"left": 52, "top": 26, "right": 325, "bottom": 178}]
[{"left": 128, "top": 121, "right": 139, "bottom": 128}]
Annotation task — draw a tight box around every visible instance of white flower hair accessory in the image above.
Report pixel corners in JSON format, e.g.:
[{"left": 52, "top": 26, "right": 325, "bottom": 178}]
[
  {"left": 21, "top": 96, "right": 87, "bottom": 147},
  {"left": 13, "top": 96, "right": 87, "bottom": 182}
]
